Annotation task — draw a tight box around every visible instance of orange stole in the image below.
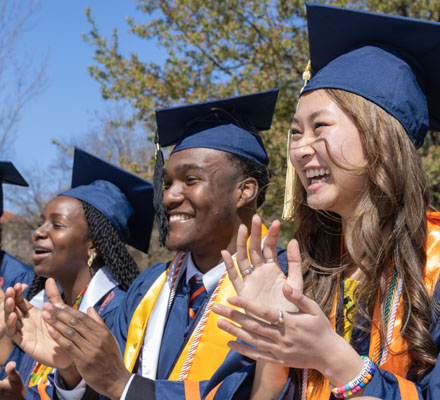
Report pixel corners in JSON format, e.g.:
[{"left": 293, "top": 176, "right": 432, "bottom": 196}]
[
  {"left": 306, "top": 212, "right": 440, "bottom": 399},
  {"left": 124, "top": 225, "right": 269, "bottom": 382}
]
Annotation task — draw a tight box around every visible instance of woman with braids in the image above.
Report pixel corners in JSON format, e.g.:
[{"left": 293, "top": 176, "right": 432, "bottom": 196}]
[
  {"left": 0, "top": 148, "right": 153, "bottom": 399},
  {"left": 213, "top": 4, "right": 440, "bottom": 400}
]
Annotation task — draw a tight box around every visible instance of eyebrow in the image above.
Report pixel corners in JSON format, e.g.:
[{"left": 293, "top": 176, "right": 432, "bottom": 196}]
[
  {"left": 40, "top": 213, "right": 68, "bottom": 220},
  {"left": 291, "top": 109, "right": 333, "bottom": 126},
  {"left": 165, "top": 163, "right": 205, "bottom": 176}
]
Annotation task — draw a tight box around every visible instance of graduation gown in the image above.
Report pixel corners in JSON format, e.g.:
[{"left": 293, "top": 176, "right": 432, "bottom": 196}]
[
  {"left": 0, "top": 251, "right": 34, "bottom": 294},
  {"left": 277, "top": 211, "right": 440, "bottom": 400},
  {"left": 0, "top": 267, "right": 126, "bottom": 400},
  {"left": 100, "top": 248, "right": 288, "bottom": 400}
]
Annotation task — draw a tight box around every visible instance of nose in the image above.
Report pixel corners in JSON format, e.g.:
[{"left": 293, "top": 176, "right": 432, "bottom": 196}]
[
  {"left": 32, "top": 223, "right": 48, "bottom": 241},
  {"left": 163, "top": 181, "right": 185, "bottom": 210},
  {"left": 290, "top": 137, "right": 316, "bottom": 164}
]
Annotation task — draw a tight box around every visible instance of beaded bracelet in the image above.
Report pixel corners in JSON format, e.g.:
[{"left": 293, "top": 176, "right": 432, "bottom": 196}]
[{"left": 329, "top": 356, "right": 376, "bottom": 398}]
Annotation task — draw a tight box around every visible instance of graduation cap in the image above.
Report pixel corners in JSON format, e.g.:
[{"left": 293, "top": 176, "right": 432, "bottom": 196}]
[
  {"left": 302, "top": 2, "right": 440, "bottom": 148},
  {"left": 155, "top": 88, "right": 279, "bottom": 166},
  {"left": 59, "top": 148, "right": 154, "bottom": 254},
  {"left": 0, "top": 162, "right": 29, "bottom": 217}
]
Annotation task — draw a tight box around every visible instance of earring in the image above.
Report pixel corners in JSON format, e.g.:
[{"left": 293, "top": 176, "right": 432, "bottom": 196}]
[{"left": 87, "top": 252, "right": 96, "bottom": 268}]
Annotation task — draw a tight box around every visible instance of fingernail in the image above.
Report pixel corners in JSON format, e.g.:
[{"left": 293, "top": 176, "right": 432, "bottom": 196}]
[
  {"left": 217, "top": 319, "right": 229, "bottom": 330},
  {"left": 54, "top": 303, "right": 65, "bottom": 310},
  {"left": 42, "top": 311, "right": 51, "bottom": 320}
]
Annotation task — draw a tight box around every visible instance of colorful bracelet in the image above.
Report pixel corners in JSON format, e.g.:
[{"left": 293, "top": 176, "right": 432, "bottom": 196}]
[{"left": 329, "top": 356, "right": 376, "bottom": 398}]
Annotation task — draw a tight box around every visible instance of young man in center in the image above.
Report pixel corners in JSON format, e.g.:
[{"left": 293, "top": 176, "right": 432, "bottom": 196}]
[{"left": 5, "top": 89, "right": 289, "bottom": 399}]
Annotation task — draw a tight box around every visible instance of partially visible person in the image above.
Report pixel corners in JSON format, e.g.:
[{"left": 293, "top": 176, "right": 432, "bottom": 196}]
[
  {"left": 213, "top": 4, "right": 440, "bottom": 400},
  {"left": 0, "top": 162, "right": 34, "bottom": 293},
  {"left": 0, "top": 148, "right": 154, "bottom": 400},
  {"left": 5, "top": 90, "right": 291, "bottom": 400},
  {"left": 0, "top": 162, "right": 34, "bottom": 366}
]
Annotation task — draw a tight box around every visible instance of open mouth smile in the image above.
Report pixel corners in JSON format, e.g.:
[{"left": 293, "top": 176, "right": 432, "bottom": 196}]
[
  {"left": 168, "top": 213, "right": 194, "bottom": 223},
  {"left": 306, "top": 168, "right": 331, "bottom": 186}
]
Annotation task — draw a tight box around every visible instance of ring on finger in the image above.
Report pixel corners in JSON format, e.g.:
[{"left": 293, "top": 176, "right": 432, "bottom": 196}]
[
  {"left": 242, "top": 264, "right": 256, "bottom": 276},
  {"left": 264, "top": 257, "right": 277, "bottom": 263},
  {"left": 272, "top": 310, "right": 285, "bottom": 326}
]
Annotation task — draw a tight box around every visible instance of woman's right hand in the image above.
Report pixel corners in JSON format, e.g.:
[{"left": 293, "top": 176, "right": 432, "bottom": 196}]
[{"left": 4, "top": 281, "right": 73, "bottom": 369}]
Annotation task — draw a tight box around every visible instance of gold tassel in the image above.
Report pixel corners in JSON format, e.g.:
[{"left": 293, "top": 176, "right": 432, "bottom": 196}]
[
  {"left": 282, "top": 60, "right": 311, "bottom": 221},
  {"left": 301, "top": 60, "right": 312, "bottom": 92},
  {"left": 282, "top": 129, "right": 296, "bottom": 221}
]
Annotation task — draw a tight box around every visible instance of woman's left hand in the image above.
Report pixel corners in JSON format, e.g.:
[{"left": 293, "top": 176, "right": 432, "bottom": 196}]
[{"left": 213, "top": 284, "right": 339, "bottom": 371}]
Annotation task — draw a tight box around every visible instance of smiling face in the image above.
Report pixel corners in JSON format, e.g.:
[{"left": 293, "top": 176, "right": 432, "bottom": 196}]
[
  {"left": 163, "top": 148, "right": 243, "bottom": 260},
  {"left": 290, "top": 89, "right": 367, "bottom": 220},
  {"left": 32, "top": 196, "right": 94, "bottom": 282}
]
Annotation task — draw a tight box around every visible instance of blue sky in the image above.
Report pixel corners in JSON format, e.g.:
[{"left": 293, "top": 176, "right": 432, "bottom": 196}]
[{"left": 8, "top": 1, "right": 164, "bottom": 209}]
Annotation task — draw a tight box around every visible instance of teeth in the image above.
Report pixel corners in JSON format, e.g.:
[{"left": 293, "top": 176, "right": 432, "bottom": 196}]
[
  {"left": 34, "top": 247, "right": 50, "bottom": 254},
  {"left": 310, "top": 176, "right": 330, "bottom": 184},
  {"left": 169, "top": 214, "right": 193, "bottom": 222},
  {"left": 305, "top": 168, "right": 330, "bottom": 179}
]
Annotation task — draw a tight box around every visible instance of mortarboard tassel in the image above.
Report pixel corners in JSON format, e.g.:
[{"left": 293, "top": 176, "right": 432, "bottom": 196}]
[
  {"left": 282, "top": 60, "right": 311, "bottom": 221},
  {"left": 282, "top": 130, "right": 296, "bottom": 221},
  {"left": 153, "top": 133, "right": 169, "bottom": 246}
]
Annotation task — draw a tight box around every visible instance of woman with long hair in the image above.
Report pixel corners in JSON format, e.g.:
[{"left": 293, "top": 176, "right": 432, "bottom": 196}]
[
  {"left": 213, "top": 4, "right": 440, "bottom": 400},
  {"left": 0, "top": 148, "right": 153, "bottom": 400}
]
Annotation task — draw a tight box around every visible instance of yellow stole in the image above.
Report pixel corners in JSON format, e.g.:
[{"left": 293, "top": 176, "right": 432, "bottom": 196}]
[
  {"left": 306, "top": 212, "right": 440, "bottom": 399},
  {"left": 124, "top": 225, "right": 269, "bottom": 381}
]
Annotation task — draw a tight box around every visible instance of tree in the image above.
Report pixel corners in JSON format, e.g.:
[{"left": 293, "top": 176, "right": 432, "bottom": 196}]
[
  {"left": 82, "top": 0, "right": 439, "bottom": 248},
  {"left": 0, "top": 0, "right": 47, "bottom": 157}
]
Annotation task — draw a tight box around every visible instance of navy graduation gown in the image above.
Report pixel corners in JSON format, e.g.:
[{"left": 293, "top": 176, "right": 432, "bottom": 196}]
[
  {"left": 0, "top": 251, "right": 34, "bottom": 295},
  {"left": 107, "top": 250, "right": 288, "bottom": 400}
]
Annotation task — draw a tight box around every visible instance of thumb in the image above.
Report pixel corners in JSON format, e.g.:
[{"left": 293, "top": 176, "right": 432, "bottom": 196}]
[
  {"left": 45, "top": 278, "right": 64, "bottom": 305},
  {"left": 87, "top": 306, "right": 105, "bottom": 326},
  {"left": 282, "top": 283, "right": 318, "bottom": 315},
  {"left": 286, "top": 239, "right": 303, "bottom": 293},
  {"left": 5, "top": 361, "right": 23, "bottom": 385}
]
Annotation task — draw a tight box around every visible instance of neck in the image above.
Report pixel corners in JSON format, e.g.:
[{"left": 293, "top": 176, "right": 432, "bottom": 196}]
[
  {"left": 58, "top": 267, "right": 94, "bottom": 306},
  {"left": 341, "top": 217, "right": 364, "bottom": 281},
  {"left": 341, "top": 217, "right": 392, "bottom": 281},
  {"left": 191, "top": 215, "right": 252, "bottom": 274}
]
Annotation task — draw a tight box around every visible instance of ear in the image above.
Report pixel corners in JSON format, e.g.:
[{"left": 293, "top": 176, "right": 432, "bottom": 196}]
[
  {"left": 236, "top": 177, "right": 259, "bottom": 208},
  {"left": 87, "top": 240, "right": 97, "bottom": 259}
]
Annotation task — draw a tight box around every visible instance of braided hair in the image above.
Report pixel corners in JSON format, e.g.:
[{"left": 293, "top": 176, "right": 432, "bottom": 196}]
[
  {"left": 27, "top": 199, "right": 140, "bottom": 299},
  {"left": 81, "top": 201, "right": 139, "bottom": 290}
]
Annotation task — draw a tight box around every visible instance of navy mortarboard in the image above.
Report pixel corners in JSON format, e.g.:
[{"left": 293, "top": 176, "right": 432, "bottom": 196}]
[
  {"left": 303, "top": 2, "right": 440, "bottom": 148},
  {"left": 155, "top": 88, "right": 279, "bottom": 166},
  {"left": 152, "top": 89, "right": 279, "bottom": 243},
  {"left": 0, "top": 162, "right": 29, "bottom": 217},
  {"left": 60, "top": 148, "right": 154, "bottom": 254}
]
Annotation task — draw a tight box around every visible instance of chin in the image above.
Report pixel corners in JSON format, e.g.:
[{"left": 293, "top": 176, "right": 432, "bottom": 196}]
[{"left": 165, "top": 237, "right": 191, "bottom": 253}]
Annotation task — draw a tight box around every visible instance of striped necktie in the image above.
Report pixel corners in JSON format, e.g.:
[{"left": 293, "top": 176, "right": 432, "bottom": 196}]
[{"left": 188, "top": 276, "right": 207, "bottom": 321}]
